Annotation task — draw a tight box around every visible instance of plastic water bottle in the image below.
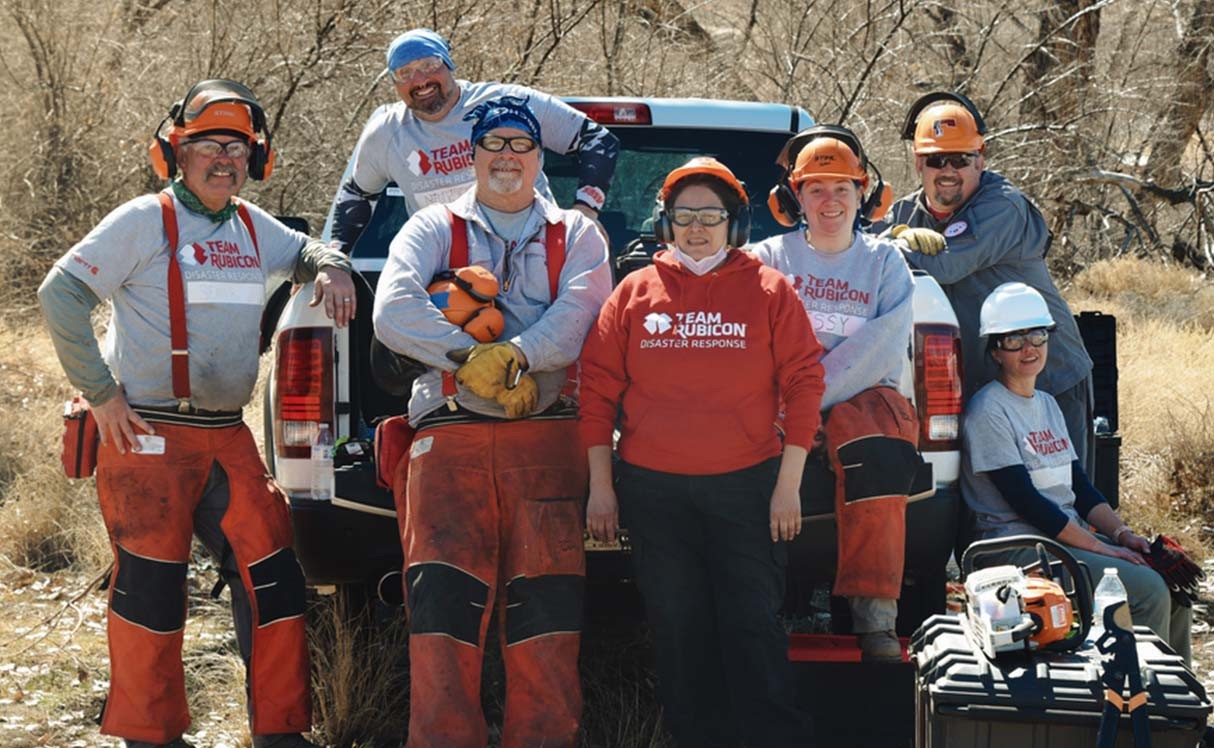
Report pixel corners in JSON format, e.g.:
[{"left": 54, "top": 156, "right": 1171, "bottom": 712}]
[
  {"left": 311, "top": 423, "right": 335, "bottom": 500},
  {"left": 1089, "top": 567, "right": 1128, "bottom": 641}
]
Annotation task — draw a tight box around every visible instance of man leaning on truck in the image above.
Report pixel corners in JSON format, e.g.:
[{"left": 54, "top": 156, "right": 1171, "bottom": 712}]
[
  {"left": 38, "top": 79, "right": 353, "bottom": 748},
  {"left": 372, "top": 95, "right": 612, "bottom": 748},
  {"left": 333, "top": 28, "right": 619, "bottom": 253}
]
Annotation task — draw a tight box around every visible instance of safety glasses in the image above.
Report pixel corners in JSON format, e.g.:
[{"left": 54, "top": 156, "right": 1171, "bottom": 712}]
[
  {"left": 669, "top": 207, "right": 730, "bottom": 227},
  {"left": 187, "top": 139, "right": 251, "bottom": 159},
  {"left": 477, "top": 135, "right": 539, "bottom": 153},
  {"left": 392, "top": 57, "right": 445, "bottom": 84},
  {"left": 995, "top": 328, "right": 1050, "bottom": 351},
  {"left": 924, "top": 152, "right": 977, "bottom": 170}
]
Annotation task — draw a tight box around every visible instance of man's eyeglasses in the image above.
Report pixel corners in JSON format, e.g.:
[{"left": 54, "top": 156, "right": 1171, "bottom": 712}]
[
  {"left": 392, "top": 57, "right": 445, "bottom": 84},
  {"left": 924, "top": 153, "right": 977, "bottom": 170},
  {"left": 995, "top": 328, "right": 1050, "bottom": 351},
  {"left": 187, "top": 139, "right": 251, "bottom": 159},
  {"left": 669, "top": 207, "right": 730, "bottom": 227},
  {"left": 477, "top": 135, "right": 539, "bottom": 154}
]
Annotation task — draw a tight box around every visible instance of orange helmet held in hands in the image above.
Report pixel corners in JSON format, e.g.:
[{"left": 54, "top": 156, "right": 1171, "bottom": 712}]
[{"left": 428, "top": 266, "right": 504, "bottom": 343}]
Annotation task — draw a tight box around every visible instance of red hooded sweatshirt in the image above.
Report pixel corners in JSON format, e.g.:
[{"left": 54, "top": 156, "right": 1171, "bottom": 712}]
[{"left": 578, "top": 249, "right": 825, "bottom": 475}]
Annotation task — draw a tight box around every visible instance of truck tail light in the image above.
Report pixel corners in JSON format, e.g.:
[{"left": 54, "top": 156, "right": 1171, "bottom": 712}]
[
  {"left": 274, "top": 327, "right": 334, "bottom": 459},
  {"left": 568, "top": 101, "right": 652, "bottom": 125},
  {"left": 915, "top": 324, "right": 963, "bottom": 452}
]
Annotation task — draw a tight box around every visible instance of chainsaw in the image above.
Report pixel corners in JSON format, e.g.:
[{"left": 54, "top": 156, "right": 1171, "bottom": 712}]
[{"left": 959, "top": 535, "right": 1094, "bottom": 658}]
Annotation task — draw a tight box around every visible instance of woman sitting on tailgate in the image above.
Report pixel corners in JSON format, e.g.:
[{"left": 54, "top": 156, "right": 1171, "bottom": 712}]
[
  {"left": 578, "top": 157, "right": 823, "bottom": 747},
  {"left": 963, "top": 282, "right": 1191, "bottom": 663},
  {"left": 750, "top": 127, "right": 919, "bottom": 663}
]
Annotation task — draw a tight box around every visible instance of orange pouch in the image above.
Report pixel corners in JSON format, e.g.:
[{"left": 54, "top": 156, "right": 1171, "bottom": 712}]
[
  {"left": 374, "top": 416, "right": 416, "bottom": 491},
  {"left": 61, "top": 397, "right": 99, "bottom": 478}
]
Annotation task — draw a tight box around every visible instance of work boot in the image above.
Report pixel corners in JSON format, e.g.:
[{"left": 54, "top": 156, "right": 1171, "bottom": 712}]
[
  {"left": 858, "top": 630, "right": 902, "bottom": 663},
  {"left": 253, "top": 733, "right": 322, "bottom": 748},
  {"left": 125, "top": 739, "right": 195, "bottom": 748}
]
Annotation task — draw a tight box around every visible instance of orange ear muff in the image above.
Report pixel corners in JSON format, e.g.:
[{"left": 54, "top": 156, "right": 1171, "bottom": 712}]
[
  {"left": 767, "top": 185, "right": 799, "bottom": 228},
  {"left": 249, "top": 137, "right": 275, "bottom": 181},
  {"left": 463, "top": 306, "right": 505, "bottom": 343},
  {"left": 149, "top": 125, "right": 179, "bottom": 180},
  {"left": 867, "top": 183, "right": 894, "bottom": 223}
]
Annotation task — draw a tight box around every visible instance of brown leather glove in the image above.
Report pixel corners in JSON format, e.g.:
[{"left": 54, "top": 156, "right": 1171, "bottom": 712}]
[
  {"left": 447, "top": 343, "right": 525, "bottom": 399},
  {"left": 496, "top": 372, "right": 539, "bottom": 419},
  {"left": 891, "top": 224, "right": 947, "bottom": 255}
]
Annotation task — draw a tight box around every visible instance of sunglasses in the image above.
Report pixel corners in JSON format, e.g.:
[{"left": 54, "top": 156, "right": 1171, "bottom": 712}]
[
  {"left": 477, "top": 135, "right": 539, "bottom": 154},
  {"left": 669, "top": 207, "right": 730, "bottom": 227},
  {"left": 995, "top": 328, "right": 1050, "bottom": 351},
  {"left": 187, "top": 139, "right": 251, "bottom": 159},
  {"left": 924, "top": 153, "right": 977, "bottom": 170}
]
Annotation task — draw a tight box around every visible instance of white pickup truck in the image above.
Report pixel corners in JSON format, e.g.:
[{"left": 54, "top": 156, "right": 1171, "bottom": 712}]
[{"left": 260, "top": 97, "right": 965, "bottom": 634}]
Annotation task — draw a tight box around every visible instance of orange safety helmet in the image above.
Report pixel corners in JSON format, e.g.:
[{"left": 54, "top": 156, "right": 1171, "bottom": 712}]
[
  {"left": 789, "top": 137, "right": 870, "bottom": 190},
  {"left": 427, "top": 266, "right": 504, "bottom": 343},
  {"left": 655, "top": 157, "right": 751, "bottom": 247},
  {"left": 903, "top": 92, "right": 988, "bottom": 155},
  {"left": 149, "top": 79, "right": 275, "bottom": 181}
]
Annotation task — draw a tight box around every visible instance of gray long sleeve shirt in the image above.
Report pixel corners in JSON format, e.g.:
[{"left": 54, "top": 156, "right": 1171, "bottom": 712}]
[
  {"left": 750, "top": 230, "right": 913, "bottom": 409},
  {"left": 39, "top": 192, "right": 351, "bottom": 409},
  {"left": 883, "top": 171, "right": 1092, "bottom": 399},
  {"left": 372, "top": 186, "right": 612, "bottom": 425}
]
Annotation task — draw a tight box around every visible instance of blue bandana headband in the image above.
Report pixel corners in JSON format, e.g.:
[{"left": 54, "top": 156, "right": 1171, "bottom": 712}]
[
  {"left": 386, "top": 29, "right": 454, "bottom": 74},
  {"left": 465, "top": 95, "right": 542, "bottom": 147}
]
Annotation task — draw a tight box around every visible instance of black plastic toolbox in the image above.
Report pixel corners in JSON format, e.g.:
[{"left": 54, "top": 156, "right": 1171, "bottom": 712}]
[{"left": 911, "top": 615, "right": 1210, "bottom": 747}]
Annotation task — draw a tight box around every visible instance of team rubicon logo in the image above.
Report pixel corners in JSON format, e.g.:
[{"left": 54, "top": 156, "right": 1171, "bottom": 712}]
[
  {"left": 932, "top": 118, "right": 958, "bottom": 138},
  {"left": 640, "top": 310, "right": 748, "bottom": 349},
  {"left": 643, "top": 312, "right": 672, "bottom": 334},
  {"left": 179, "top": 241, "right": 260, "bottom": 270},
  {"left": 407, "top": 141, "right": 474, "bottom": 177}
]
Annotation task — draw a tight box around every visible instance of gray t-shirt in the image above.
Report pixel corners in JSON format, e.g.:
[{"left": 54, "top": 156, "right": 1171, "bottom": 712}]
[
  {"left": 350, "top": 80, "right": 590, "bottom": 216},
  {"left": 962, "top": 379, "right": 1079, "bottom": 539},
  {"left": 749, "top": 230, "right": 913, "bottom": 409},
  {"left": 55, "top": 193, "right": 308, "bottom": 411}
]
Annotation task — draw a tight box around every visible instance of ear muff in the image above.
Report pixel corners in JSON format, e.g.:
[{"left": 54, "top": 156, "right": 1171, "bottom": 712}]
[
  {"left": 462, "top": 306, "right": 505, "bottom": 343},
  {"left": 149, "top": 117, "right": 178, "bottom": 179},
  {"left": 427, "top": 266, "right": 503, "bottom": 342},
  {"left": 653, "top": 200, "right": 674, "bottom": 244},
  {"left": 767, "top": 183, "right": 802, "bottom": 228}
]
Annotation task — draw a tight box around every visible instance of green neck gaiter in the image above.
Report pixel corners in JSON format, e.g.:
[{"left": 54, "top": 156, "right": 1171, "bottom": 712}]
[{"left": 172, "top": 179, "right": 238, "bottom": 223}]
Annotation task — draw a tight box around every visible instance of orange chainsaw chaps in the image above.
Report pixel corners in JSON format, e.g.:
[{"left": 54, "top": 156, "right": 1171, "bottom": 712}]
[
  {"left": 95, "top": 422, "right": 310, "bottom": 743},
  {"left": 824, "top": 387, "right": 921, "bottom": 600},
  {"left": 397, "top": 419, "right": 586, "bottom": 748}
]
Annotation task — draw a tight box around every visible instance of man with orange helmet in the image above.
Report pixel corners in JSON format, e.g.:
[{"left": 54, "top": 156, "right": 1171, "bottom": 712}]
[
  {"left": 885, "top": 92, "right": 1095, "bottom": 473},
  {"left": 334, "top": 28, "right": 619, "bottom": 254},
  {"left": 752, "top": 127, "right": 919, "bottom": 662},
  {"left": 38, "top": 79, "right": 353, "bottom": 748},
  {"left": 373, "top": 96, "right": 611, "bottom": 747}
]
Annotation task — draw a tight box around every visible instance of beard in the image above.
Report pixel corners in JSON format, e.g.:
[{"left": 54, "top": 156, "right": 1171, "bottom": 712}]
[
  {"left": 408, "top": 83, "right": 451, "bottom": 115},
  {"left": 487, "top": 169, "right": 525, "bottom": 196}
]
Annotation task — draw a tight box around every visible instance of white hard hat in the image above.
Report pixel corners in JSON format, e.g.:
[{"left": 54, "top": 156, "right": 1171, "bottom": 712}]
[{"left": 979, "top": 282, "right": 1056, "bottom": 336}]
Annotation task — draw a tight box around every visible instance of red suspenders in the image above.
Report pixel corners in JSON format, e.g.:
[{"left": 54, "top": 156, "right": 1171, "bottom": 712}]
[{"left": 157, "top": 191, "right": 260, "bottom": 411}]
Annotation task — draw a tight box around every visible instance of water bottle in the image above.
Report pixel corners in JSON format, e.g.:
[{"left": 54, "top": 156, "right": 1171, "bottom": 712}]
[
  {"left": 311, "top": 423, "right": 335, "bottom": 500},
  {"left": 1089, "top": 567, "right": 1128, "bottom": 641}
]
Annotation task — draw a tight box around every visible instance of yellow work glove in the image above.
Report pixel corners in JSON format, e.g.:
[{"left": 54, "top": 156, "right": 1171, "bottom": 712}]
[
  {"left": 446, "top": 343, "right": 526, "bottom": 400},
  {"left": 891, "top": 224, "right": 947, "bottom": 256},
  {"left": 496, "top": 372, "right": 539, "bottom": 419}
]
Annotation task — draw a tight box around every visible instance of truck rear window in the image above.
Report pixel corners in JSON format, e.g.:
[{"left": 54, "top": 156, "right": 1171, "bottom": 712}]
[{"left": 544, "top": 127, "right": 793, "bottom": 251}]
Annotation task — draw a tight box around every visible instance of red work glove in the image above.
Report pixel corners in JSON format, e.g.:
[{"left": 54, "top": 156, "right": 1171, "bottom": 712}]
[{"left": 1145, "top": 534, "right": 1205, "bottom": 607}]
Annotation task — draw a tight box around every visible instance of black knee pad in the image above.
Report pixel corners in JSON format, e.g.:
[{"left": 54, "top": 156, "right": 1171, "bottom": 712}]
[
  {"left": 405, "top": 562, "right": 490, "bottom": 646},
  {"left": 247, "top": 548, "right": 307, "bottom": 626},
  {"left": 837, "top": 436, "right": 920, "bottom": 503},
  {"left": 504, "top": 574, "right": 584, "bottom": 646},
  {"left": 111, "top": 544, "right": 187, "bottom": 634}
]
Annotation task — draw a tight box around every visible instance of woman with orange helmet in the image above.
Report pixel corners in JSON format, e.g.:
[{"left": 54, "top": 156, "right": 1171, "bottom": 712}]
[
  {"left": 579, "top": 157, "right": 822, "bottom": 746},
  {"left": 751, "top": 127, "right": 920, "bottom": 662}
]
